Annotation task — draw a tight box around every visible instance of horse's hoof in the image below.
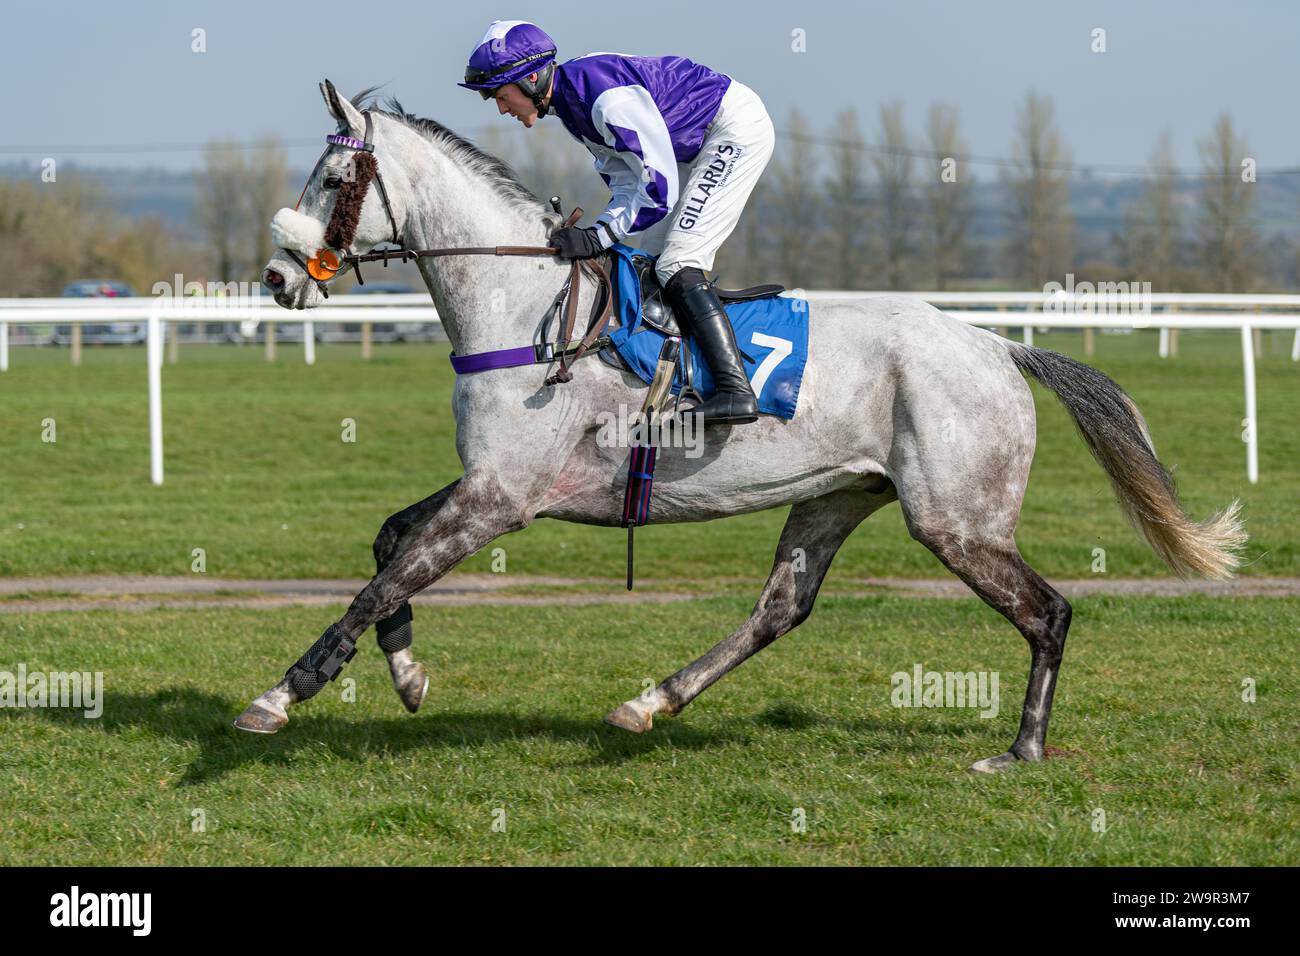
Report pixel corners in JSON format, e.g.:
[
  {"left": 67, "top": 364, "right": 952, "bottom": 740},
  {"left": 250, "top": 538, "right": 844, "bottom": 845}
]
[
  {"left": 969, "top": 750, "right": 1020, "bottom": 774},
  {"left": 604, "top": 701, "right": 653, "bottom": 733},
  {"left": 395, "top": 664, "right": 429, "bottom": 714},
  {"left": 233, "top": 702, "right": 288, "bottom": 735}
]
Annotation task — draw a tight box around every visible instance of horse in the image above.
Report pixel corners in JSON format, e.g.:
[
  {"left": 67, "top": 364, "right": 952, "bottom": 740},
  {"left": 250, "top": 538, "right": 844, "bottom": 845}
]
[{"left": 237, "top": 80, "right": 1246, "bottom": 773}]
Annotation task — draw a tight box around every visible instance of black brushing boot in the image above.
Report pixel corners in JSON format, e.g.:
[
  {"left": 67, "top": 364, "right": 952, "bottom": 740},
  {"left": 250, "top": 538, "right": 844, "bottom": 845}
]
[{"left": 663, "top": 267, "right": 759, "bottom": 425}]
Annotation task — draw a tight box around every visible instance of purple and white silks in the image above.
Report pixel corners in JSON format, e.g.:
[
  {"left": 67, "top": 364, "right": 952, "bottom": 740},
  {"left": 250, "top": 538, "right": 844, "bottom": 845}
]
[{"left": 549, "top": 54, "right": 732, "bottom": 248}]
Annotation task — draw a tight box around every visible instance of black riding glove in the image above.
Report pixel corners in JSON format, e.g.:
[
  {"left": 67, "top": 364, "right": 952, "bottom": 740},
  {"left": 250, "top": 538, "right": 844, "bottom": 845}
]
[{"left": 549, "top": 225, "right": 604, "bottom": 260}]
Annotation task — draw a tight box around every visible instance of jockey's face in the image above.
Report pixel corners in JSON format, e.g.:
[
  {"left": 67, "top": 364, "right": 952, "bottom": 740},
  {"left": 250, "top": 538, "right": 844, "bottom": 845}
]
[{"left": 494, "top": 77, "right": 540, "bottom": 127}]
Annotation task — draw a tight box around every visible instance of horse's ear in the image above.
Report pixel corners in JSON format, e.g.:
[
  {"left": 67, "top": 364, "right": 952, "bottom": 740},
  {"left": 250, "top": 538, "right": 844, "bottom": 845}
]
[{"left": 319, "top": 79, "right": 365, "bottom": 135}]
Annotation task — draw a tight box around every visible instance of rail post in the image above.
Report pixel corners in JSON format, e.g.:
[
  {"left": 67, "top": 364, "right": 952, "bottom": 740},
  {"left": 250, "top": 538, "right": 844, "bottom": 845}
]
[
  {"left": 147, "top": 314, "right": 164, "bottom": 486},
  {"left": 1242, "top": 324, "right": 1258, "bottom": 485}
]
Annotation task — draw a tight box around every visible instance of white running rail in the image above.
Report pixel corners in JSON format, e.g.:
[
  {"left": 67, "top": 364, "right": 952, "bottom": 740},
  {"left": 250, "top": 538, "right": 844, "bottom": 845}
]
[{"left": 0, "top": 292, "right": 1295, "bottom": 485}]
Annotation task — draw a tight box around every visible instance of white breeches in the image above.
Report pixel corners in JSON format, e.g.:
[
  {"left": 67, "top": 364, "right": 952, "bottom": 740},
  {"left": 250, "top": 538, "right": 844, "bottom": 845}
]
[{"left": 638, "top": 79, "right": 775, "bottom": 286}]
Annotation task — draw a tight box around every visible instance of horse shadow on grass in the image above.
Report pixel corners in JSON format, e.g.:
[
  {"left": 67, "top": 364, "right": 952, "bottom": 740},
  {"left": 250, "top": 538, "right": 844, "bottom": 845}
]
[
  {"left": 7, "top": 690, "right": 1000, "bottom": 786},
  {"left": 754, "top": 700, "right": 1004, "bottom": 759},
  {"left": 6, "top": 685, "right": 755, "bottom": 786}
]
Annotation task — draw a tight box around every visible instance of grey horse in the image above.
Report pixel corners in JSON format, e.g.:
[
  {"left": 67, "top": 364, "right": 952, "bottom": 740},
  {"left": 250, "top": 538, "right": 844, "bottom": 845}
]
[{"left": 238, "top": 81, "right": 1246, "bottom": 773}]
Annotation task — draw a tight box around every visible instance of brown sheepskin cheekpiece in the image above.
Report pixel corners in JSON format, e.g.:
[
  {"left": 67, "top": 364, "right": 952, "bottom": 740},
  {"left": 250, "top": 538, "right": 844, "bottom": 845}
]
[{"left": 323, "top": 151, "right": 378, "bottom": 251}]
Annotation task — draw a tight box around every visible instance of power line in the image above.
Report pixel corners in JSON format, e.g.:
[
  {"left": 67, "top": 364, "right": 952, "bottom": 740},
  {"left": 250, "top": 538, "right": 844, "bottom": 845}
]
[
  {"left": 5, "top": 127, "right": 1298, "bottom": 181},
  {"left": 785, "top": 131, "right": 1300, "bottom": 179},
  {"left": 0, "top": 139, "right": 322, "bottom": 156},
  {"left": 474, "top": 124, "right": 1300, "bottom": 180}
]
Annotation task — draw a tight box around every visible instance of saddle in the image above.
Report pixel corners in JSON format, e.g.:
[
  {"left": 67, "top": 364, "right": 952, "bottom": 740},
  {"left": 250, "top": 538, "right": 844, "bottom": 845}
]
[
  {"left": 618, "top": 253, "right": 785, "bottom": 337},
  {"left": 603, "top": 251, "right": 789, "bottom": 589}
]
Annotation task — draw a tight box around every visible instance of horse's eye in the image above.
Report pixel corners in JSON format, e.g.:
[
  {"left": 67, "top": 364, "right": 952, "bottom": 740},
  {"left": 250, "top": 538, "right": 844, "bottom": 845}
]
[{"left": 323, "top": 175, "right": 343, "bottom": 189}]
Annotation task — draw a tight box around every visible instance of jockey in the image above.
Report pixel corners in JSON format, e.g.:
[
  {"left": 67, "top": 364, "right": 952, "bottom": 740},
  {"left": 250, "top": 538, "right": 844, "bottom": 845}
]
[{"left": 459, "top": 19, "right": 775, "bottom": 425}]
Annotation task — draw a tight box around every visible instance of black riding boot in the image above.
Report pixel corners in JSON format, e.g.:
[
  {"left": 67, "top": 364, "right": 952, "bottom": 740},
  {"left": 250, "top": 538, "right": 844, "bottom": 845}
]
[{"left": 663, "top": 267, "right": 758, "bottom": 425}]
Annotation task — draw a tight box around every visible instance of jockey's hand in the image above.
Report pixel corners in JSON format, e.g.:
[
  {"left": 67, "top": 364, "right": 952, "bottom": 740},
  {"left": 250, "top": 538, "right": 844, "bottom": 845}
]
[{"left": 549, "top": 225, "right": 604, "bottom": 260}]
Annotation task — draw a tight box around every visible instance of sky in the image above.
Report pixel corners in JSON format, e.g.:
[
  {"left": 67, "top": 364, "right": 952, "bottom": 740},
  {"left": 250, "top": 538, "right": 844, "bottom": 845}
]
[{"left": 3, "top": 0, "right": 1297, "bottom": 176}]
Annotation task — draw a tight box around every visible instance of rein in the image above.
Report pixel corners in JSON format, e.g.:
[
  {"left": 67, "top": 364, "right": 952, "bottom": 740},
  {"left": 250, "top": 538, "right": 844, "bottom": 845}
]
[
  {"left": 341, "top": 226, "right": 613, "bottom": 387},
  {"left": 280, "top": 110, "right": 613, "bottom": 386}
]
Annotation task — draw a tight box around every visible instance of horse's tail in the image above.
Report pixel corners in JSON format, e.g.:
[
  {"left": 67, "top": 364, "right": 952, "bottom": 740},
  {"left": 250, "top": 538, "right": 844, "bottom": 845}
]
[{"left": 1005, "top": 342, "right": 1246, "bottom": 580}]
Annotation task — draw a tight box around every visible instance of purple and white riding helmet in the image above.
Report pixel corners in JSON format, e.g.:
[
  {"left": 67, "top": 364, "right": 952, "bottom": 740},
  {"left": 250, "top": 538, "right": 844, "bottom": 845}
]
[{"left": 458, "top": 20, "right": 558, "bottom": 115}]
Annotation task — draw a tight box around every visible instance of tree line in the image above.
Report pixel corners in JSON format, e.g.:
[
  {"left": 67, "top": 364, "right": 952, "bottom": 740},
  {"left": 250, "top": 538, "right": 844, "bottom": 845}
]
[
  {"left": 714, "top": 93, "right": 1280, "bottom": 292},
  {"left": 0, "top": 91, "right": 1291, "bottom": 296},
  {"left": 492, "top": 91, "right": 1286, "bottom": 293},
  {"left": 0, "top": 140, "right": 286, "bottom": 297}
]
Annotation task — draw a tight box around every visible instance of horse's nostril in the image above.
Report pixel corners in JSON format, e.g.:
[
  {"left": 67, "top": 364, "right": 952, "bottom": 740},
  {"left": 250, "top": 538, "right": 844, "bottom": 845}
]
[{"left": 263, "top": 268, "right": 285, "bottom": 290}]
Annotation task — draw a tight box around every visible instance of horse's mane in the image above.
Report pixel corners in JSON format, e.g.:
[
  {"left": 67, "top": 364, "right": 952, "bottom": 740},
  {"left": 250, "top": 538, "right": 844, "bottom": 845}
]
[{"left": 351, "top": 87, "right": 551, "bottom": 222}]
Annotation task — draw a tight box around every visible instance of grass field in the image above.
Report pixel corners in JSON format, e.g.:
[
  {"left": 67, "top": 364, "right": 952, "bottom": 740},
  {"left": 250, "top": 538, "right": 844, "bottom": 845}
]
[
  {"left": 0, "top": 329, "right": 1297, "bottom": 581},
  {"left": 1, "top": 594, "right": 1295, "bottom": 865},
  {"left": 1, "top": 328, "right": 1296, "bottom": 866}
]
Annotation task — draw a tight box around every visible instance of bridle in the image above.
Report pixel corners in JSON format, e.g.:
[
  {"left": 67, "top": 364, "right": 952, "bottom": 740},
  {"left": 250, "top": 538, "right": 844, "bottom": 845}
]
[
  {"left": 280, "top": 110, "right": 397, "bottom": 288},
  {"left": 278, "top": 109, "right": 613, "bottom": 385}
]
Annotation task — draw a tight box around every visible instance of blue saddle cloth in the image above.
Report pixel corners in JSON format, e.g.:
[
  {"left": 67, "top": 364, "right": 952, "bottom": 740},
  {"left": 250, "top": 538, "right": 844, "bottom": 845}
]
[{"left": 604, "top": 244, "right": 809, "bottom": 420}]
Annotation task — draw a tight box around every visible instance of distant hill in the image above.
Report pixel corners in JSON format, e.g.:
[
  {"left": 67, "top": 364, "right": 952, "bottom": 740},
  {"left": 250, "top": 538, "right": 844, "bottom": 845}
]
[
  {"left": 4, "top": 159, "right": 1296, "bottom": 287},
  {"left": 0, "top": 162, "right": 213, "bottom": 239}
]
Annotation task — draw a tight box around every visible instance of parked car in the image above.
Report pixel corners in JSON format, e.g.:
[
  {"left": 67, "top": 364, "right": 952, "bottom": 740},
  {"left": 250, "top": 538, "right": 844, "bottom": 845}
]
[
  {"left": 205, "top": 283, "right": 298, "bottom": 344},
  {"left": 320, "top": 282, "right": 429, "bottom": 343},
  {"left": 352, "top": 283, "right": 414, "bottom": 295},
  {"left": 56, "top": 280, "right": 143, "bottom": 345}
]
